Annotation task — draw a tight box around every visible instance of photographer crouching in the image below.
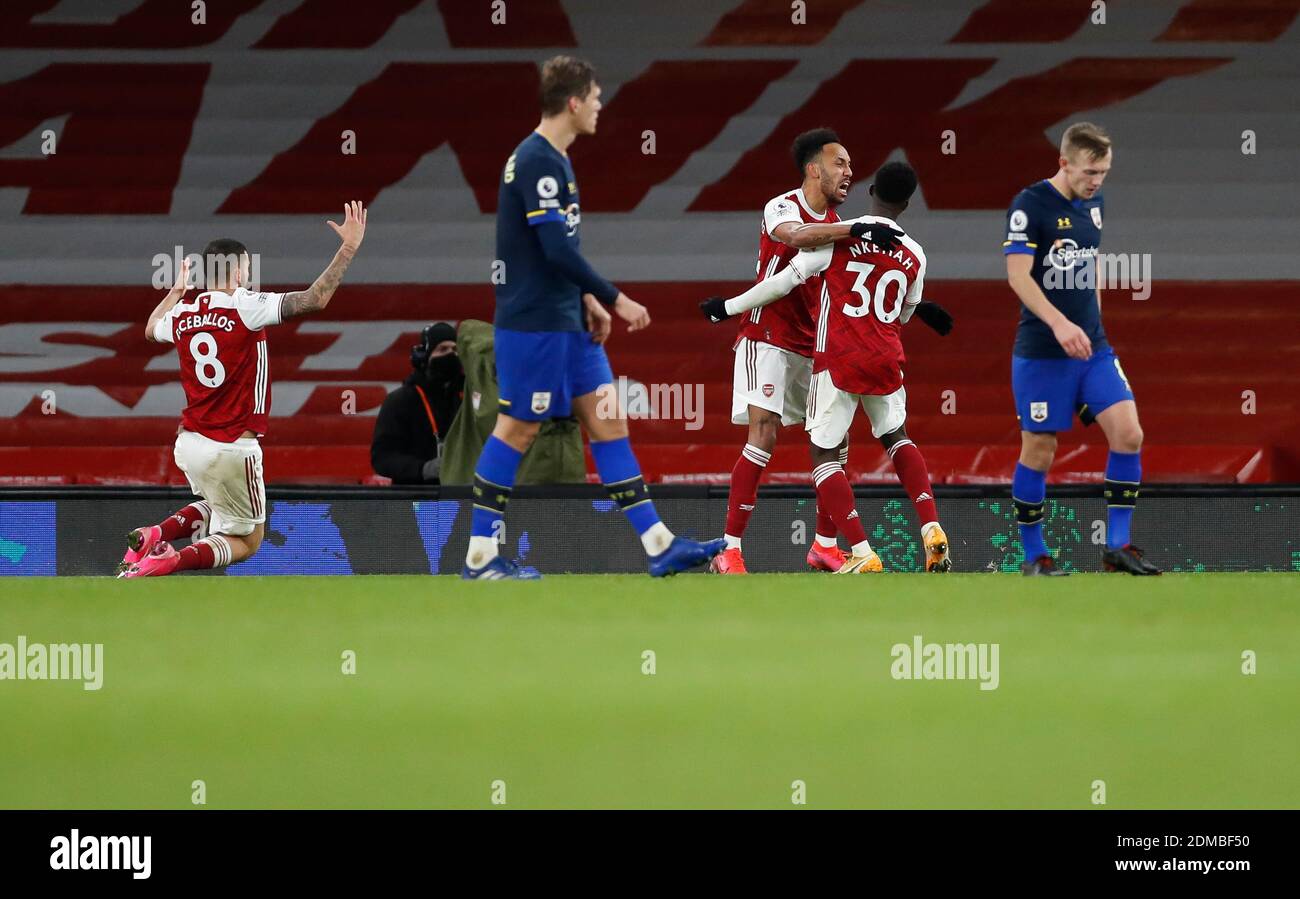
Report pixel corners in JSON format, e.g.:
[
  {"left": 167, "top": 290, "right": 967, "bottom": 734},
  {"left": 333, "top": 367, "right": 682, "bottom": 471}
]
[{"left": 371, "top": 322, "right": 462, "bottom": 484}]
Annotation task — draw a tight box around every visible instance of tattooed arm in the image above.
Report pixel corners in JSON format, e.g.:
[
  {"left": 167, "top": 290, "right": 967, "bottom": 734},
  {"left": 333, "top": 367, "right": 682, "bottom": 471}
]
[{"left": 280, "top": 201, "right": 368, "bottom": 322}]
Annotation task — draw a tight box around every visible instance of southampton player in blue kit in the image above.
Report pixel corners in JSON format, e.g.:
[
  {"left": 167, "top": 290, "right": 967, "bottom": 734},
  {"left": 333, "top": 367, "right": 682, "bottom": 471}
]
[
  {"left": 462, "top": 56, "right": 725, "bottom": 579},
  {"left": 1004, "top": 122, "right": 1160, "bottom": 576}
]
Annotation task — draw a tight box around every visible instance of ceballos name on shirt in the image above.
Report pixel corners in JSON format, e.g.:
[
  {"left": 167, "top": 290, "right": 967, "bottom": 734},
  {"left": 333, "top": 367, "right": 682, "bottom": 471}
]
[{"left": 175, "top": 311, "right": 237, "bottom": 335}]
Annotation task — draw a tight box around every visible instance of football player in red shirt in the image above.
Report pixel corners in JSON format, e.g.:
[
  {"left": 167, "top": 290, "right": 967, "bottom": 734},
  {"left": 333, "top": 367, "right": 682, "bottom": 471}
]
[
  {"left": 703, "top": 163, "right": 953, "bottom": 573},
  {"left": 709, "top": 128, "right": 892, "bottom": 574},
  {"left": 119, "top": 201, "right": 367, "bottom": 577}
]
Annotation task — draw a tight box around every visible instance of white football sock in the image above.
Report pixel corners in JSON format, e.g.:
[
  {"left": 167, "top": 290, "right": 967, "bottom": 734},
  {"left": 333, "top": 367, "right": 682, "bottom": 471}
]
[
  {"left": 724, "top": 534, "right": 742, "bottom": 549},
  {"left": 815, "top": 533, "right": 838, "bottom": 548},
  {"left": 851, "top": 539, "right": 873, "bottom": 557},
  {"left": 641, "top": 522, "right": 674, "bottom": 556},
  {"left": 202, "top": 535, "right": 232, "bottom": 569},
  {"left": 466, "top": 535, "right": 499, "bottom": 568}
]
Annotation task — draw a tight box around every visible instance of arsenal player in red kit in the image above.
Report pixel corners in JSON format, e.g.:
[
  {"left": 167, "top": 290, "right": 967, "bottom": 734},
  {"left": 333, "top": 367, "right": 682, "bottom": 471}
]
[
  {"left": 704, "top": 163, "right": 953, "bottom": 573},
  {"left": 118, "top": 201, "right": 367, "bottom": 577},
  {"left": 708, "top": 128, "right": 877, "bottom": 574}
]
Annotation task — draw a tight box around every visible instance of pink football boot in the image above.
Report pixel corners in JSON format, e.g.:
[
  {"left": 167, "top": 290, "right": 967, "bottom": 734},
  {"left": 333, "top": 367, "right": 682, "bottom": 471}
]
[
  {"left": 806, "top": 542, "right": 847, "bottom": 572},
  {"left": 118, "top": 540, "right": 179, "bottom": 578},
  {"left": 118, "top": 525, "right": 162, "bottom": 575}
]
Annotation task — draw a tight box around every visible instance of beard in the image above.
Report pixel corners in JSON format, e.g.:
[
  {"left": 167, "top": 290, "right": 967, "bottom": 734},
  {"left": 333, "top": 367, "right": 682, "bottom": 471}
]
[{"left": 824, "top": 177, "right": 846, "bottom": 206}]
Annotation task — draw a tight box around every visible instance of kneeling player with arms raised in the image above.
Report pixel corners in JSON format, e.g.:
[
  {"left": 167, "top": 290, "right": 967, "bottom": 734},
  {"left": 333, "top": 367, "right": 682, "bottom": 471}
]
[
  {"left": 703, "top": 162, "right": 953, "bottom": 573},
  {"left": 118, "top": 202, "right": 367, "bottom": 577},
  {"left": 1004, "top": 123, "right": 1159, "bottom": 575}
]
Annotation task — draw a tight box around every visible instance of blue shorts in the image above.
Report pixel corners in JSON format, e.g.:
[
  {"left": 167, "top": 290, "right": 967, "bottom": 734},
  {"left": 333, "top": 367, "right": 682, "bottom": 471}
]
[
  {"left": 1012, "top": 349, "right": 1134, "bottom": 432},
  {"left": 495, "top": 328, "right": 614, "bottom": 421}
]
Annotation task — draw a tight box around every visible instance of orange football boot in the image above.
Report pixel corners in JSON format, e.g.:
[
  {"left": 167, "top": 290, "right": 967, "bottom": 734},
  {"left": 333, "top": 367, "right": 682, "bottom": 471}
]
[
  {"left": 710, "top": 546, "right": 748, "bottom": 574},
  {"left": 837, "top": 550, "right": 884, "bottom": 574},
  {"left": 923, "top": 524, "right": 952, "bottom": 572}
]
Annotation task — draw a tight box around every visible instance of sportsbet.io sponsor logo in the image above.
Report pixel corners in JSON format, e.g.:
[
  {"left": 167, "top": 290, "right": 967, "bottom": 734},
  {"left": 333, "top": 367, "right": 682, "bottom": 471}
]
[
  {"left": 1043, "top": 243, "right": 1152, "bottom": 301},
  {"left": 1045, "top": 237, "right": 1096, "bottom": 270}
]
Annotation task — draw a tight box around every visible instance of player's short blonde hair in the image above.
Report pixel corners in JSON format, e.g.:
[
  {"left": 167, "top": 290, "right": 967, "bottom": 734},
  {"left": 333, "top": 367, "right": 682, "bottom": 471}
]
[{"left": 1060, "top": 122, "right": 1112, "bottom": 162}]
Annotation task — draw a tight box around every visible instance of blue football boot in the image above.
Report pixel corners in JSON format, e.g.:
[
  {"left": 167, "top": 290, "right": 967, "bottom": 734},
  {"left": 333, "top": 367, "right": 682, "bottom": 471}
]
[
  {"left": 648, "top": 536, "right": 727, "bottom": 577},
  {"left": 462, "top": 556, "right": 542, "bottom": 580}
]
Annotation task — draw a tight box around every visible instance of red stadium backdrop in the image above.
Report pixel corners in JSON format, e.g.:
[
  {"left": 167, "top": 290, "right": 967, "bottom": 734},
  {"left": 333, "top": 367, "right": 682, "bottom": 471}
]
[
  {"left": 5, "top": 283, "right": 1296, "bottom": 485},
  {"left": 2, "top": 0, "right": 1298, "bottom": 484}
]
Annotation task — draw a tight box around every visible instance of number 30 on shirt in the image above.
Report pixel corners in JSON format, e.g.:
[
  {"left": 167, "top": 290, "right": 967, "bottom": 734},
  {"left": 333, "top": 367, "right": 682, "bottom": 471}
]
[{"left": 842, "top": 261, "right": 908, "bottom": 323}]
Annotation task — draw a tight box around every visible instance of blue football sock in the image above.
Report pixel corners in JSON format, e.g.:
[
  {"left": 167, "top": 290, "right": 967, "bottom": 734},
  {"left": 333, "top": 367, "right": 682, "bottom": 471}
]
[
  {"left": 1013, "top": 462, "right": 1049, "bottom": 562},
  {"left": 1104, "top": 450, "right": 1142, "bottom": 550},
  {"left": 470, "top": 436, "right": 524, "bottom": 540},
  {"left": 590, "top": 437, "right": 662, "bottom": 536}
]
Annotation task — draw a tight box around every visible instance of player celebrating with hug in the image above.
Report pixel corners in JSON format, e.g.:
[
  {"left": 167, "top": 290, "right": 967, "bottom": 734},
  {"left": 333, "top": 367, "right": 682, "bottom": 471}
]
[
  {"left": 702, "top": 161, "right": 954, "bottom": 573},
  {"left": 708, "top": 128, "right": 858, "bottom": 575},
  {"left": 1004, "top": 122, "right": 1159, "bottom": 576}
]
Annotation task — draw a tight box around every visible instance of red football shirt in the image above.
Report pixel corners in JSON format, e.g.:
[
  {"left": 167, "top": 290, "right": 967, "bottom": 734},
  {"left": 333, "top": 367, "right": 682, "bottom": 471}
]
[
  {"left": 737, "top": 187, "right": 839, "bottom": 358},
  {"left": 155, "top": 288, "right": 283, "bottom": 442},
  {"left": 790, "top": 215, "right": 928, "bottom": 395}
]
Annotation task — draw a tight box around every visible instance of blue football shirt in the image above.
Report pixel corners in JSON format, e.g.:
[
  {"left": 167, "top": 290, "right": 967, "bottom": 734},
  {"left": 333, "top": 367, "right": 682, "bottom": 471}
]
[
  {"left": 494, "top": 132, "right": 586, "bottom": 332},
  {"left": 1003, "top": 179, "right": 1109, "bottom": 359}
]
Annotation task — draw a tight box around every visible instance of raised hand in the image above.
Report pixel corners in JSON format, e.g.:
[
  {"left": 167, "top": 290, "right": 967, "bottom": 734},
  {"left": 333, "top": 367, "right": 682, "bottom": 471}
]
[
  {"left": 173, "top": 257, "right": 192, "bottom": 294},
  {"left": 327, "top": 200, "right": 367, "bottom": 250}
]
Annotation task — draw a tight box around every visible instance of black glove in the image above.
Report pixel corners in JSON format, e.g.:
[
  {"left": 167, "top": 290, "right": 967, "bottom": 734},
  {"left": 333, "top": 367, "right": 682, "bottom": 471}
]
[
  {"left": 850, "top": 222, "right": 905, "bottom": 252},
  {"left": 700, "top": 296, "right": 731, "bottom": 323},
  {"left": 912, "top": 300, "right": 953, "bottom": 336}
]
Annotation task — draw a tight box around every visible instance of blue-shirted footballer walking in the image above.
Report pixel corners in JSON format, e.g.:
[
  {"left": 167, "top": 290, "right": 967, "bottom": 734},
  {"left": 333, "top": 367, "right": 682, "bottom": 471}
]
[
  {"left": 463, "top": 55, "right": 725, "bottom": 580},
  {"left": 1004, "top": 122, "right": 1160, "bottom": 576}
]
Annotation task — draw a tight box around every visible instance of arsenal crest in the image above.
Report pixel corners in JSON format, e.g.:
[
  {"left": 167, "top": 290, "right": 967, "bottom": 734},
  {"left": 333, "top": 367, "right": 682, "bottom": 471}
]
[
  {"left": 1090, "top": 206, "right": 1102, "bottom": 229},
  {"left": 1030, "top": 401, "right": 1048, "bottom": 423},
  {"left": 762, "top": 384, "right": 775, "bottom": 398}
]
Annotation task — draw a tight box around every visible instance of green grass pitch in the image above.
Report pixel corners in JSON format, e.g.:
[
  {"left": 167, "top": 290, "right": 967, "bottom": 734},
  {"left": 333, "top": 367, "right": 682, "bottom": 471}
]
[{"left": 3, "top": 573, "right": 1298, "bottom": 809}]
